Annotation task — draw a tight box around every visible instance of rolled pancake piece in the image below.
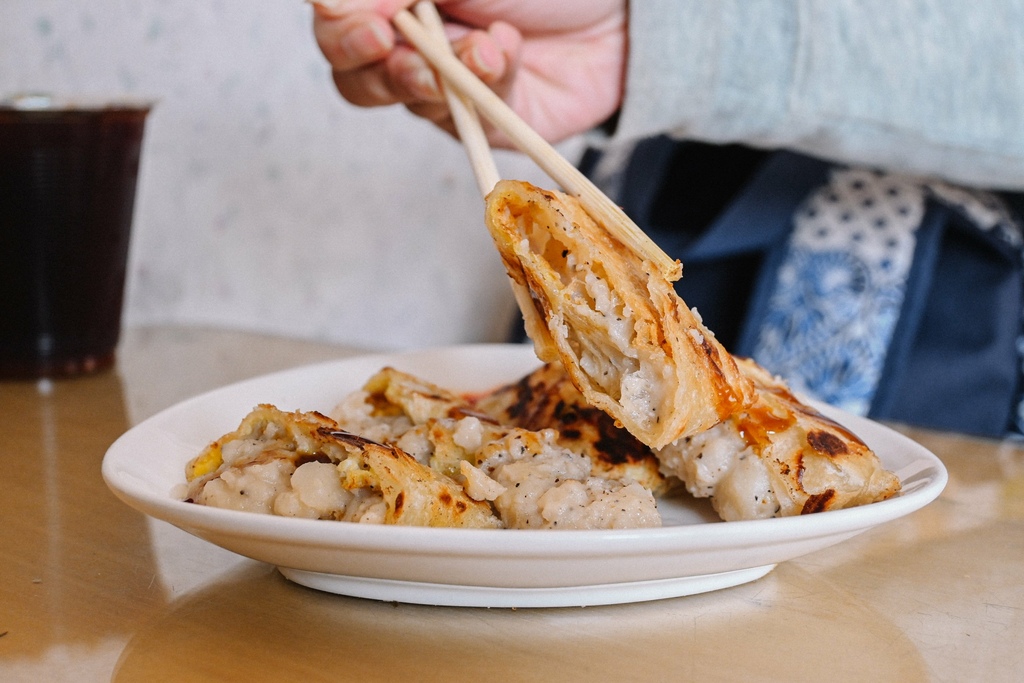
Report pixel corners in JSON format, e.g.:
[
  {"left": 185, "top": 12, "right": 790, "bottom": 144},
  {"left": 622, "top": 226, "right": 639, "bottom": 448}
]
[
  {"left": 485, "top": 179, "right": 754, "bottom": 449},
  {"left": 184, "top": 404, "right": 502, "bottom": 528}
]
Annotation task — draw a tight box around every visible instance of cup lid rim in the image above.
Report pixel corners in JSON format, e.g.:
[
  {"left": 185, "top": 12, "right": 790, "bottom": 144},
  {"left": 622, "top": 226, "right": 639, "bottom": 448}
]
[{"left": 0, "top": 93, "right": 155, "bottom": 112}]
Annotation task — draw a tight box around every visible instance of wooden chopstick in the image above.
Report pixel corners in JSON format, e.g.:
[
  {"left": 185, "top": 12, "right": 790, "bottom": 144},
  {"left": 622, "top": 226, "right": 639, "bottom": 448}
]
[
  {"left": 411, "top": 2, "right": 548, "bottom": 341},
  {"left": 392, "top": 8, "right": 682, "bottom": 281},
  {"left": 412, "top": 1, "right": 500, "bottom": 197}
]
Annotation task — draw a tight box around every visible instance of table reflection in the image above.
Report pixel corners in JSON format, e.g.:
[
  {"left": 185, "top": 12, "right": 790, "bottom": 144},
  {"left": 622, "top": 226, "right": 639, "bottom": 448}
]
[
  {"left": 1, "top": 371, "right": 167, "bottom": 667},
  {"left": 112, "top": 562, "right": 928, "bottom": 682}
]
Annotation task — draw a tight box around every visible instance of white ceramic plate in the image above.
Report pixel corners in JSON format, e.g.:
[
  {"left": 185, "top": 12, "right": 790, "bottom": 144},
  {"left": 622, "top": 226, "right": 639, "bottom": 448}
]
[{"left": 103, "top": 344, "right": 947, "bottom": 608}]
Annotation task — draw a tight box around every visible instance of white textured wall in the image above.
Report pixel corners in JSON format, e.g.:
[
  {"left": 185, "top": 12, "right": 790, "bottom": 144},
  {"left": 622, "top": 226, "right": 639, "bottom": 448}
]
[{"left": 1, "top": 1, "right": 577, "bottom": 350}]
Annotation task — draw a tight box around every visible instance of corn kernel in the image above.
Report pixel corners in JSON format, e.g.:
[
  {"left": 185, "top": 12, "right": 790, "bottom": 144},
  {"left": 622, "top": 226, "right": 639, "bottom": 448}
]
[{"left": 187, "top": 444, "right": 223, "bottom": 480}]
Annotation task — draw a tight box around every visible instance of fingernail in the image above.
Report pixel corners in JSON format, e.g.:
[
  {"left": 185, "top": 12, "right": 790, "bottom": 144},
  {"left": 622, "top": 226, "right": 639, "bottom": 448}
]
[
  {"left": 341, "top": 21, "right": 391, "bottom": 60},
  {"left": 396, "top": 51, "right": 441, "bottom": 99},
  {"left": 469, "top": 43, "right": 501, "bottom": 77},
  {"left": 413, "top": 68, "right": 441, "bottom": 99}
]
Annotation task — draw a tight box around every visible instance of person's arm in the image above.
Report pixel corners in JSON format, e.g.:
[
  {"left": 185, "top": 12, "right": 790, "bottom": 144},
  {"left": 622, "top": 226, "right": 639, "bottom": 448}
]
[{"left": 620, "top": 0, "right": 1024, "bottom": 190}]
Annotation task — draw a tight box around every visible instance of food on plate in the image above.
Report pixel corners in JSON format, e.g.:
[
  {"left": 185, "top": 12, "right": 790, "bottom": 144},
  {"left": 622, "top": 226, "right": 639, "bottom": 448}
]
[
  {"left": 183, "top": 404, "right": 501, "bottom": 528},
  {"left": 471, "top": 361, "right": 671, "bottom": 495},
  {"left": 331, "top": 367, "right": 661, "bottom": 529},
  {"left": 182, "top": 358, "right": 900, "bottom": 527},
  {"left": 454, "top": 424, "right": 661, "bottom": 529},
  {"left": 484, "top": 179, "right": 754, "bottom": 449},
  {"left": 181, "top": 180, "right": 900, "bottom": 529},
  {"left": 481, "top": 179, "right": 899, "bottom": 520},
  {"left": 656, "top": 358, "right": 902, "bottom": 521},
  {"left": 182, "top": 368, "right": 662, "bottom": 530}
]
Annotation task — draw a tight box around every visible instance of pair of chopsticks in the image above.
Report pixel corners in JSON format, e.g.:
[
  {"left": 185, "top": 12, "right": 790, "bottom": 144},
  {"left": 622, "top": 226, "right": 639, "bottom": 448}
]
[{"left": 393, "top": 3, "right": 681, "bottom": 282}]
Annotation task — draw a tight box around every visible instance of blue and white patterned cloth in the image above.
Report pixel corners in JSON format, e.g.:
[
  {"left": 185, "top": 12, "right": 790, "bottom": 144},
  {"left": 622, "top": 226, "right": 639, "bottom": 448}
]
[
  {"left": 752, "top": 170, "right": 1024, "bottom": 421},
  {"left": 752, "top": 170, "right": 922, "bottom": 415}
]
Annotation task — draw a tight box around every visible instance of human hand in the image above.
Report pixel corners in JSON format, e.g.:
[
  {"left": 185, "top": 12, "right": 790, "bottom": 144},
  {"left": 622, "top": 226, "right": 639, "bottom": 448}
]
[{"left": 311, "top": 0, "right": 627, "bottom": 145}]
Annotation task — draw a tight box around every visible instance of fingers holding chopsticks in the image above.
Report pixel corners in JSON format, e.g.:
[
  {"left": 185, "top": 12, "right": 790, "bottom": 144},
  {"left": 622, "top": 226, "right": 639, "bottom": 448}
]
[
  {"left": 311, "top": 0, "right": 520, "bottom": 111},
  {"left": 312, "top": 1, "right": 676, "bottom": 279},
  {"left": 311, "top": 2, "right": 398, "bottom": 70},
  {"left": 403, "top": 22, "right": 520, "bottom": 142}
]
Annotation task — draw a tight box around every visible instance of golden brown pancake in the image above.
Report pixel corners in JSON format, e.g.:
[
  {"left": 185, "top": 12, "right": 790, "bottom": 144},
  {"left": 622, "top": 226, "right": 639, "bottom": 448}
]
[{"left": 484, "top": 180, "right": 754, "bottom": 449}]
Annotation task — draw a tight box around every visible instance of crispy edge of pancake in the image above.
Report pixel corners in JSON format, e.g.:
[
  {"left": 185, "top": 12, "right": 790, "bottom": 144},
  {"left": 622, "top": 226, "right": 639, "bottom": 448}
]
[
  {"left": 331, "top": 431, "right": 502, "bottom": 528},
  {"left": 484, "top": 179, "right": 753, "bottom": 449},
  {"left": 734, "top": 358, "right": 901, "bottom": 513},
  {"left": 657, "top": 359, "right": 902, "bottom": 520},
  {"left": 184, "top": 404, "right": 348, "bottom": 487},
  {"left": 362, "top": 366, "right": 471, "bottom": 423}
]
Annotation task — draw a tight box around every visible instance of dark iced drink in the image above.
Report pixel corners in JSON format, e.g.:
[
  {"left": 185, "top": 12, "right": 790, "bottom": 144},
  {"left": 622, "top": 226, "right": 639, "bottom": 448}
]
[{"left": 0, "top": 97, "right": 150, "bottom": 378}]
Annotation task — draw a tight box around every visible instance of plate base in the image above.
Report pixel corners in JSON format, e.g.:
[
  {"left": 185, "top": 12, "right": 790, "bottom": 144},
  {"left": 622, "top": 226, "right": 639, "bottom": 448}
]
[{"left": 278, "top": 564, "right": 777, "bottom": 608}]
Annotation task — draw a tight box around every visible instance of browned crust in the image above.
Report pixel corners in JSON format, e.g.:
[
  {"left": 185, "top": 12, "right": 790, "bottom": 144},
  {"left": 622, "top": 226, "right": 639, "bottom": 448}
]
[{"left": 472, "top": 362, "right": 670, "bottom": 495}]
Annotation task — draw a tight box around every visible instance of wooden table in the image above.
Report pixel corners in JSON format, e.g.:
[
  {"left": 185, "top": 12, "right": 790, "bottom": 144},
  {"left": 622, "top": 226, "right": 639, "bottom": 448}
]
[{"left": 3, "top": 326, "right": 1023, "bottom": 682}]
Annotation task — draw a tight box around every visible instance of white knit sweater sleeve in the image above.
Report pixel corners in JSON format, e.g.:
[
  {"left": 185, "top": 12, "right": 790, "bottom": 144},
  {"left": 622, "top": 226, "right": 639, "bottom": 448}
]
[{"left": 616, "top": 0, "right": 1024, "bottom": 190}]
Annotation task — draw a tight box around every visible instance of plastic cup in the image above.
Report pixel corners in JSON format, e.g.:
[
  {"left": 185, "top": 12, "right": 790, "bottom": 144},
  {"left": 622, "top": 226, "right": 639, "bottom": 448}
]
[{"left": 0, "top": 95, "right": 150, "bottom": 379}]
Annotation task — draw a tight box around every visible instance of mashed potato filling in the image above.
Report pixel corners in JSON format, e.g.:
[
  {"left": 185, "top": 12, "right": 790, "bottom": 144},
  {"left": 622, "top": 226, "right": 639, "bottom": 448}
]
[
  {"left": 468, "top": 429, "right": 660, "bottom": 529},
  {"left": 517, "top": 208, "right": 669, "bottom": 440}
]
